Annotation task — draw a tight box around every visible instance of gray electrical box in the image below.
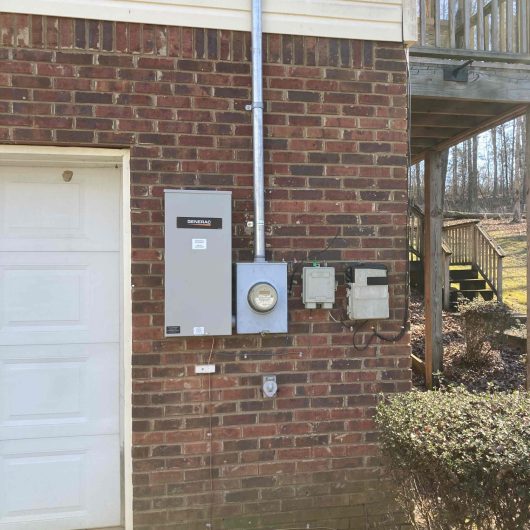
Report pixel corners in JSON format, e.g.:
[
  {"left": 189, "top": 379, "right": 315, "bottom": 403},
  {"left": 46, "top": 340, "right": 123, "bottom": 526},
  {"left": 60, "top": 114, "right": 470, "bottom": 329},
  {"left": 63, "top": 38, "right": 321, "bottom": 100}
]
[
  {"left": 302, "top": 266, "right": 335, "bottom": 309},
  {"left": 236, "top": 262, "right": 288, "bottom": 334},
  {"left": 164, "top": 190, "right": 232, "bottom": 337},
  {"left": 346, "top": 263, "right": 389, "bottom": 320}
]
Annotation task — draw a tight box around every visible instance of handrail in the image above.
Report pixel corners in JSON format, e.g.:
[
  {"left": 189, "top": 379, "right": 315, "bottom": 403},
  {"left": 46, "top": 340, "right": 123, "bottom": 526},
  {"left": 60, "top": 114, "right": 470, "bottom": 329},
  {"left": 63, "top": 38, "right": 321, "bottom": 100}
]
[
  {"left": 410, "top": 204, "right": 453, "bottom": 260},
  {"left": 443, "top": 222, "right": 476, "bottom": 264},
  {"left": 409, "top": 205, "right": 424, "bottom": 261},
  {"left": 442, "top": 222, "right": 505, "bottom": 299},
  {"left": 473, "top": 224, "right": 505, "bottom": 300},
  {"left": 443, "top": 219, "right": 480, "bottom": 228},
  {"left": 409, "top": 206, "right": 505, "bottom": 303},
  {"left": 409, "top": 204, "right": 453, "bottom": 309},
  {"left": 475, "top": 224, "right": 507, "bottom": 257},
  {"left": 417, "top": 0, "right": 530, "bottom": 56}
]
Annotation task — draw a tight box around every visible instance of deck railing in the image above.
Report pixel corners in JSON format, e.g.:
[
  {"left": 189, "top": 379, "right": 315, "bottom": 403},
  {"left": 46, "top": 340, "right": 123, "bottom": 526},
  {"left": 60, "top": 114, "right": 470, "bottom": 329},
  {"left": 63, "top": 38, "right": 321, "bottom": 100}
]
[
  {"left": 409, "top": 204, "right": 424, "bottom": 261},
  {"left": 409, "top": 204, "right": 454, "bottom": 308},
  {"left": 443, "top": 220, "right": 478, "bottom": 264},
  {"left": 474, "top": 223, "right": 506, "bottom": 298},
  {"left": 417, "top": 0, "right": 530, "bottom": 55},
  {"left": 409, "top": 211, "right": 506, "bottom": 304}
]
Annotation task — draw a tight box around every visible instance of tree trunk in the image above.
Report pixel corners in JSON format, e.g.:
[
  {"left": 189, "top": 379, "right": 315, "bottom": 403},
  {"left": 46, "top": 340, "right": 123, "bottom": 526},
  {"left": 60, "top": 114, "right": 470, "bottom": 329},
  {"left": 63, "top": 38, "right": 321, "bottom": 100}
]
[
  {"left": 452, "top": 145, "right": 458, "bottom": 203},
  {"left": 467, "top": 137, "right": 478, "bottom": 211},
  {"left": 521, "top": 114, "right": 530, "bottom": 209},
  {"left": 513, "top": 186, "right": 522, "bottom": 223},
  {"left": 501, "top": 123, "right": 509, "bottom": 200},
  {"left": 492, "top": 127, "right": 498, "bottom": 198}
]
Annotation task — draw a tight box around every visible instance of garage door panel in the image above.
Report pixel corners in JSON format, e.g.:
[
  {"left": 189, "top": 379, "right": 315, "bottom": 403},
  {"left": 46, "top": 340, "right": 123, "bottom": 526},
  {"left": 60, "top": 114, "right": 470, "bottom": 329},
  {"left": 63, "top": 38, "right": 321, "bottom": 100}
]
[
  {"left": 0, "top": 167, "right": 120, "bottom": 252},
  {"left": 0, "top": 435, "right": 121, "bottom": 530},
  {"left": 0, "top": 253, "right": 119, "bottom": 345},
  {"left": 0, "top": 344, "right": 119, "bottom": 440},
  {"left": 0, "top": 161, "right": 123, "bottom": 530}
]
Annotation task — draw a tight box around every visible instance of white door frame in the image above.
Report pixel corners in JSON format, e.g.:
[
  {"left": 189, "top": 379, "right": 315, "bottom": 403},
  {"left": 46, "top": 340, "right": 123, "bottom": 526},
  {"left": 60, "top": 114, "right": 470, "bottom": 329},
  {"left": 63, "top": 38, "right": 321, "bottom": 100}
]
[{"left": 0, "top": 145, "right": 133, "bottom": 530}]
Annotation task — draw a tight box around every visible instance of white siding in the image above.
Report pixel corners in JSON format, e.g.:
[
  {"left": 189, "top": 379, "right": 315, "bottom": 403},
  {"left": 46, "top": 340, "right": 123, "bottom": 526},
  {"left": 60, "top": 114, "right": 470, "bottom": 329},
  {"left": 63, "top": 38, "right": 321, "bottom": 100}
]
[{"left": 0, "top": 0, "right": 417, "bottom": 43}]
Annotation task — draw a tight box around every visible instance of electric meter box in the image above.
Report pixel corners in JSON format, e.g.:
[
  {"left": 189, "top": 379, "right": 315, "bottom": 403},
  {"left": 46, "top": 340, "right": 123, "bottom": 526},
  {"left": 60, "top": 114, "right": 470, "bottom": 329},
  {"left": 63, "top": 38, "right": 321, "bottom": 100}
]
[
  {"left": 346, "top": 263, "right": 389, "bottom": 320},
  {"left": 164, "top": 190, "right": 232, "bottom": 337},
  {"left": 236, "top": 262, "right": 288, "bottom": 334},
  {"left": 302, "top": 266, "right": 335, "bottom": 309}
]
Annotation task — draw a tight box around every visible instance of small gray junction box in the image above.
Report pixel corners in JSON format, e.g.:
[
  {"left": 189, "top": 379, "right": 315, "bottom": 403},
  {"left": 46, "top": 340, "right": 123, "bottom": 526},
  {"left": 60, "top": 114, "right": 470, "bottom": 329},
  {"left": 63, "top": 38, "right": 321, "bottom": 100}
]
[
  {"left": 164, "top": 190, "right": 232, "bottom": 337},
  {"left": 302, "top": 267, "right": 335, "bottom": 309}
]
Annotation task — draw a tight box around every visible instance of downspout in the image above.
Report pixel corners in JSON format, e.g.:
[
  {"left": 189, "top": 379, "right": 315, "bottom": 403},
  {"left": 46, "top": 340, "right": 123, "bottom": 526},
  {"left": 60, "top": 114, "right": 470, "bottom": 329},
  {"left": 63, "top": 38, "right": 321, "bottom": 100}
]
[{"left": 251, "top": 0, "right": 266, "bottom": 262}]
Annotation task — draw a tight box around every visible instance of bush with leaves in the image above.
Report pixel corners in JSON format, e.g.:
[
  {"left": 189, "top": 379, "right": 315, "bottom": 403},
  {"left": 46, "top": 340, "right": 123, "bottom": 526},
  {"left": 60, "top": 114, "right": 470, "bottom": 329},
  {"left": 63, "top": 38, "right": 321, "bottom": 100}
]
[
  {"left": 376, "top": 388, "right": 530, "bottom": 530},
  {"left": 459, "top": 299, "right": 516, "bottom": 365}
]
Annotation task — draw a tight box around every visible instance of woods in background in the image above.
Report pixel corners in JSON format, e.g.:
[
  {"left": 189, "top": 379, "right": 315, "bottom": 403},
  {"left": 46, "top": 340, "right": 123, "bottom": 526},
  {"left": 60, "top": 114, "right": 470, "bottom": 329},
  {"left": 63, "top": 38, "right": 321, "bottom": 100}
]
[{"left": 411, "top": 116, "right": 527, "bottom": 220}]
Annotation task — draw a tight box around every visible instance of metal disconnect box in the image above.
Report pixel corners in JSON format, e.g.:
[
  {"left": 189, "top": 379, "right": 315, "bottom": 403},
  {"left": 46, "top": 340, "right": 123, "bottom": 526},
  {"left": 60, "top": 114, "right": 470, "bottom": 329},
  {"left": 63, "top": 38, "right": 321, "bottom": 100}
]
[
  {"left": 302, "top": 266, "right": 335, "bottom": 309},
  {"left": 236, "top": 262, "right": 288, "bottom": 334},
  {"left": 346, "top": 263, "right": 389, "bottom": 320},
  {"left": 164, "top": 190, "right": 232, "bottom": 337}
]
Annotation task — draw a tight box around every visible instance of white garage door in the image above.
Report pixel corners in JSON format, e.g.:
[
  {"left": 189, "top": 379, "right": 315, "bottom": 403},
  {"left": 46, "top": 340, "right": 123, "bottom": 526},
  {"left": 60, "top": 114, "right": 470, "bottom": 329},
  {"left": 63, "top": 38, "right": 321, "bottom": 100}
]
[{"left": 0, "top": 164, "right": 122, "bottom": 530}]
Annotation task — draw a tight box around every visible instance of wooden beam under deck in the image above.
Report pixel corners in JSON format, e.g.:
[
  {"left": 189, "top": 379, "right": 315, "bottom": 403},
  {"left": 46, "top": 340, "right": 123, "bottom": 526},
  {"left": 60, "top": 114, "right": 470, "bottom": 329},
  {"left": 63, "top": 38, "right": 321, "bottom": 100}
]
[
  {"left": 410, "top": 57, "right": 530, "bottom": 105},
  {"left": 410, "top": 46, "right": 530, "bottom": 65},
  {"left": 410, "top": 55, "right": 530, "bottom": 163},
  {"left": 411, "top": 102, "right": 526, "bottom": 164},
  {"left": 411, "top": 127, "right": 468, "bottom": 139},
  {"left": 412, "top": 99, "right": 515, "bottom": 117}
]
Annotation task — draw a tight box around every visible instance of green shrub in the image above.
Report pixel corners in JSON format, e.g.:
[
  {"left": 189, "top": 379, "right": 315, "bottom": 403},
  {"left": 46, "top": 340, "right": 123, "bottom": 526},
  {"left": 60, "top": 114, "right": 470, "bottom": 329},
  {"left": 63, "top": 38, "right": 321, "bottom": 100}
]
[
  {"left": 376, "top": 388, "right": 530, "bottom": 529},
  {"left": 459, "top": 299, "right": 516, "bottom": 365}
]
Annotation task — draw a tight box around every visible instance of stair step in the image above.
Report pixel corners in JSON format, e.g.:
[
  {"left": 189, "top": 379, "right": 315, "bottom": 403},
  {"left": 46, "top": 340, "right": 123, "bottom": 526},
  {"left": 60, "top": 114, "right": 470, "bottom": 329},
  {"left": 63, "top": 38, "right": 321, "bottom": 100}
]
[
  {"left": 450, "top": 269, "right": 479, "bottom": 281},
  {"left": 457, "top": 279, "right": 487, "bottom": 290},
  {"left": 409, "top": 261, "right": 423, "bottom": 272},
  {"left": 459, "top": 289, "right": 494, "bottom": 301}
]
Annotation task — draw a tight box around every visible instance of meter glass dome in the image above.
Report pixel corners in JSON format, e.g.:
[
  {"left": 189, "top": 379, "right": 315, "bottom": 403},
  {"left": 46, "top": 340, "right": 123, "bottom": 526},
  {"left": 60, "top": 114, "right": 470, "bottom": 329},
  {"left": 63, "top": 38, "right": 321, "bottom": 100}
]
[{"left": 247, "top": 282, "right": 278, "bottom": 313}]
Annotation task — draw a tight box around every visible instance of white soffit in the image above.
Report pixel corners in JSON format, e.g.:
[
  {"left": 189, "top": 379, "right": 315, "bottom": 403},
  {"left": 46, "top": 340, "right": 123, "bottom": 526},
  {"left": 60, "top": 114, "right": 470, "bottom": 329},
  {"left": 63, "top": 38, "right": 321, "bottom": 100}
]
[{"left": 0, "top": 0, "right": 405, "bottom": 42}]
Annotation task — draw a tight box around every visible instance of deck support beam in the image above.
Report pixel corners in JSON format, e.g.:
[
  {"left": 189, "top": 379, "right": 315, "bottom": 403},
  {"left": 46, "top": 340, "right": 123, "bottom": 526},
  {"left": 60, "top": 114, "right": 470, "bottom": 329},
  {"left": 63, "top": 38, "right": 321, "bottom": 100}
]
[
  {"left": 424, "top": 150, "right": 444, "bottom": 389},
  {"left": 526, "top": 106, "right": 530, "bottom": 391}
]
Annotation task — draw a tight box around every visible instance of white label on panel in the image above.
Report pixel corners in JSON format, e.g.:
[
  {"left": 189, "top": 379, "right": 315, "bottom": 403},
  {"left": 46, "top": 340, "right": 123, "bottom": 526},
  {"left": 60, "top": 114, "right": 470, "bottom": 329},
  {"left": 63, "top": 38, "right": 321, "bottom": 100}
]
[
  {"left": 193, "top": 327, "right": 205, "bottom": 336},
  {"left": 192, "top": 239, "right": 207, "bottom": 250}
]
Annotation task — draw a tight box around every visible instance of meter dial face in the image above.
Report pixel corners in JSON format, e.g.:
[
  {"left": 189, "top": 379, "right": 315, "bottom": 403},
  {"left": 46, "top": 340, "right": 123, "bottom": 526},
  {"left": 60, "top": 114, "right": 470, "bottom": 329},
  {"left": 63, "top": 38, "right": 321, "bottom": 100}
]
[{"left": 247, "top": 282, "right": 278, "bottom": 313}]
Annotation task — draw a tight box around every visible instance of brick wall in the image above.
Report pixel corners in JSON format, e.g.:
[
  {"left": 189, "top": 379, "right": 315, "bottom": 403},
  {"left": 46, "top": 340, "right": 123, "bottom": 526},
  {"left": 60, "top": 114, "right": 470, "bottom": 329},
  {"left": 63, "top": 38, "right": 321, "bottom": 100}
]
[{"left": 0, "top": 13, "right": 411, "bottom": 530}]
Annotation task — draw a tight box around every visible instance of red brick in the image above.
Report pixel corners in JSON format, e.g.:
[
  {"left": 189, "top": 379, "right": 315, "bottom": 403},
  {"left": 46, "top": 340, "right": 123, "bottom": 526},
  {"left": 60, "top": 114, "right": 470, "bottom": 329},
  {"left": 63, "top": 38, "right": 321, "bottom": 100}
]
[{"left": 1, "top": 20, "right": 409, "bottom": 530}]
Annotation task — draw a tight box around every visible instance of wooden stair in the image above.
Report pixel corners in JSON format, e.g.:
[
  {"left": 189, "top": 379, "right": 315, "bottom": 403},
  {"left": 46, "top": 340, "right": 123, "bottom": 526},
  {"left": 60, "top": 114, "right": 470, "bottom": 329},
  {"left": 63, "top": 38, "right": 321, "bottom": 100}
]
[
  {"left": 408, "top": 205, "right": 505, "bottom": 310},
  {"left": 449, "top": 267, "right": 494, "bottom": 309}
]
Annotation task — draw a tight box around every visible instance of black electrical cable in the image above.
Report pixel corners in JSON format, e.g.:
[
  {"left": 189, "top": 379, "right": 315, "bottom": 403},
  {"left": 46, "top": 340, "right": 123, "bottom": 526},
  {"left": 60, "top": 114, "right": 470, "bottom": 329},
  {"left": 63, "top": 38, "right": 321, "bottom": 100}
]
[
  {"left": 352, "top": 320, "right": 377, "bottom": 352},
  {"left": 346, "top": 47, "right": 413, "bottom": 349}
]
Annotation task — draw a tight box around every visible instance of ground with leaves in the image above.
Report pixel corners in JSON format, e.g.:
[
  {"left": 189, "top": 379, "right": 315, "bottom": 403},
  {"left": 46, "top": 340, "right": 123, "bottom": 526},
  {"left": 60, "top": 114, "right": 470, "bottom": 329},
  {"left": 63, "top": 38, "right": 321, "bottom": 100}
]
[{"left": 410, "top": 292, "right": 526, "bottom": 391}]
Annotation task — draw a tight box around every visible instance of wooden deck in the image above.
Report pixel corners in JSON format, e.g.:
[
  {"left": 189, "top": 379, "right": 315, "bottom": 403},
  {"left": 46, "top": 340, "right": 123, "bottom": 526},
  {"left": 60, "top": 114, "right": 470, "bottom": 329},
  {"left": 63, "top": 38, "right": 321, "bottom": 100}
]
[
  {"left": 410, "top": 0, "right": 530, "bottom": 163},
  {"left": 409, "top": 1, "right": 530, "bottom": 388}
]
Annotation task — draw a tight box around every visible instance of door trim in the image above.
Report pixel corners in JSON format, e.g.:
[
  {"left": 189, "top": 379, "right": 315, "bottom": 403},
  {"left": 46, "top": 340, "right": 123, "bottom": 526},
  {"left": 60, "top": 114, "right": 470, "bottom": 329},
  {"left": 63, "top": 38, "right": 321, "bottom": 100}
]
[{"left": 0, "top": 145, "right": 133, "bottom": 530}]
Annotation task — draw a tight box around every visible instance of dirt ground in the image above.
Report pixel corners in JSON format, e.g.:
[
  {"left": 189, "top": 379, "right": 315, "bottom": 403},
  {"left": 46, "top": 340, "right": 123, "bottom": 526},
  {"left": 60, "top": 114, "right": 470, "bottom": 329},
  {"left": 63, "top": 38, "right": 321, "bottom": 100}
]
[{"left": 410, "top": 291, "right": 527, "bottom": 391}]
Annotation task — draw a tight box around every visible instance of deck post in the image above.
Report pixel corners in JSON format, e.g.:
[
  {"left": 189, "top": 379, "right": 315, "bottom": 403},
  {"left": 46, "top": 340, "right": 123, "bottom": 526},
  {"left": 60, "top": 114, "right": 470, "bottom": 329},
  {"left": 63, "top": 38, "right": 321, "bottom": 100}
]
[
  {"left": 526, "top": 106, "right": 530, "bottom": 390},
  {"left": 424, "top": 150, "right": 444, "bottom": 389},
  {"left": 497, "top": 256, "right": 503, "bottom": 302}
]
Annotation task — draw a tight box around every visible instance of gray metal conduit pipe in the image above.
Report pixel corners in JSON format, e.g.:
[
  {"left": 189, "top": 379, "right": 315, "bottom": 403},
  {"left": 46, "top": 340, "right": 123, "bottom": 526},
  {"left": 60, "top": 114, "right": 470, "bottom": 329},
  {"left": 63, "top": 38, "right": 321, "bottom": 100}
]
[{"left": 251, "top": 0, "right": 266, "bottom": 262}]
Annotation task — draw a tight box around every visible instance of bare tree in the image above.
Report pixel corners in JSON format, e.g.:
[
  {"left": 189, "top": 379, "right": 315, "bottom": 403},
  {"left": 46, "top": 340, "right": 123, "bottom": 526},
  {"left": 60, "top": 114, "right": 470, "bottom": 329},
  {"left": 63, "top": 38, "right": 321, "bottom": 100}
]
[{"left": 492, "top": 126, "right": 498, "bottom": 198}]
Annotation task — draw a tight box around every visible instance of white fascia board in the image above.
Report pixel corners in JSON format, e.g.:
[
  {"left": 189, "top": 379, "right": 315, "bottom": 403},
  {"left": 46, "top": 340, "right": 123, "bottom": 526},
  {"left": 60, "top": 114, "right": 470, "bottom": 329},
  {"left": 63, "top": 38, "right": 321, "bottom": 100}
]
[{"left": 0, "top": 0, "right": 405, "bottom": 42}]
